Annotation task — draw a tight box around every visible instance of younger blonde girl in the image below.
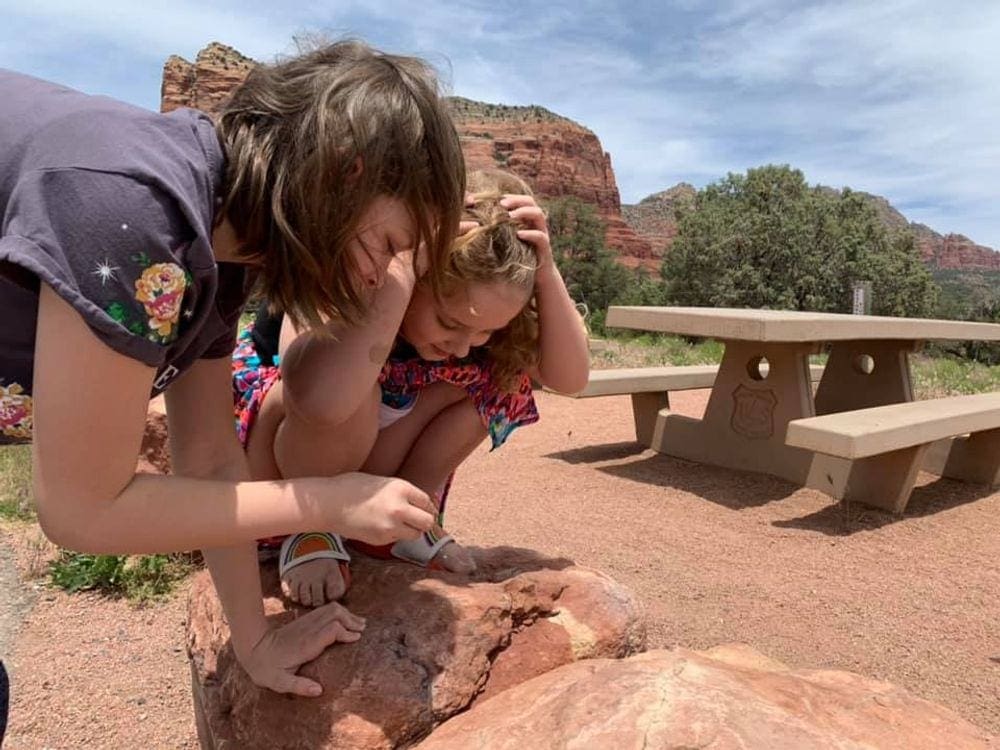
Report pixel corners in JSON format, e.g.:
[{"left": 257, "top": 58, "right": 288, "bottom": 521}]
[{"left": 235, "top": 169, "right": 590, "bottom": 604}]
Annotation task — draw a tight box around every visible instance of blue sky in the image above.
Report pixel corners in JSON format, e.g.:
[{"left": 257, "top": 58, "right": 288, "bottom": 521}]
[{"left": 2, "top": 0, "right": 998, "bottom": 248}]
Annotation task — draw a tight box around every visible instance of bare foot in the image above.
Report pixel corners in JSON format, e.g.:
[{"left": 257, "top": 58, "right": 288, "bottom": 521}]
[{"left": 280, "top": 558, "right": 349, "bottom": 607}]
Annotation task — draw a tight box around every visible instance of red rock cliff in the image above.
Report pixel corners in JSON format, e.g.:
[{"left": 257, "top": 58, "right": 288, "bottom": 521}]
[
  {"left": 859, "top": 194, "right": 1000, "bottom": 270},
  {"left": 914, "top": 230, "right": 1000, "bottom": 271},
  {"left": 160, "top": 44, "right": 652, "bottom": 266},
  {"left": 448, "top": 98, "right": 652, "bottom": 265},
  {"left": 620, "top": 183, "right": 696, "bottom": 259},
  {"left": 161, "top": 42, "right": 254, "bottom": 114}
]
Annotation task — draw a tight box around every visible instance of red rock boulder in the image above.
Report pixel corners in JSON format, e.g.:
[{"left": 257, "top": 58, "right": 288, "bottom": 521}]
[
  {"left": 187, "top": 547, "right": 646, "bottom": 749},
  {"left": 418, "top": 644, "right": 995, "bottom": 750}
]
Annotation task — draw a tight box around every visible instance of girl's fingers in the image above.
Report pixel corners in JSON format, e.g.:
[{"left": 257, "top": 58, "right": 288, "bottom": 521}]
[
  {"left": 278, "top": 673, "right": 323, "bottom": 698},
  {"left": 321, "top": 602, "right": 366, "bottom": 632},
  {"left": 499, "top": 194, "right": 538, "bottom": 210},
  {"left": 516, "top": 229, "right": 551, "bottom": 249},
  {"left": 458, "top": 220, "right": 480, "bottom": 235},
  {"left": 507, "top": 206, "right": 548, "bottom": 231},
  {"left": 401, "top": 505, "right": 435, "bottom": 533}
]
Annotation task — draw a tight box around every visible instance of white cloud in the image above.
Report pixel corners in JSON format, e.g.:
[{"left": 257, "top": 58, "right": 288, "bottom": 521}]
[{"left": 1, "top": 0, "right": 997, "bottom": 247}]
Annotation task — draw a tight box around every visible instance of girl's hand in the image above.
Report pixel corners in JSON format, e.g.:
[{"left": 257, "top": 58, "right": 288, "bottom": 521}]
[
  {"left": 241, "top": 602, "right": 366, "bottom": 696},
  {"left": 328, "top": 473, "right": 437, "bottom": 546},
  {"left": 500, "top": 195, "right": 555, "bottom": 275}
]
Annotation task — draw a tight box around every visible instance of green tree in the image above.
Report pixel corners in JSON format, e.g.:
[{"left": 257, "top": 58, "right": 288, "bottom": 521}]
[
  {"left": 614, "top": 267, "right": 670, "bottom": 307},
  {"left": 662, "top": 165, "right": 937, "bottom": 317},
  {"left": 544, "top": 196, "right": 635, "bottom": 331},
  {"left": 959, "top": 298, "right": 1000, "bottom": 365}
]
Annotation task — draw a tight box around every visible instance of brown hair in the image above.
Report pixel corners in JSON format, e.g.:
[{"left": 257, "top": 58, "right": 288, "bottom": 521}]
[
  {"left": 445, "top": 169, "right": 540, "bottom": 389},
  {"left": 216, "top": 38, "right": 465, "bottom": 330}
]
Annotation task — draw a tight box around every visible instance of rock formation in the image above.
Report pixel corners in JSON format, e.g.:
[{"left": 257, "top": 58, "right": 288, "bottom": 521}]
[
  {"left": 161, "top": 42, "right": 253, "bottom": 114},
  {"left": 621, "top": 183, "right": 696, "bottom": 259},
  {"left": 918, "top": 232, "right": 1000, "bottom": 270},
  {"left": 846, "top": 192, "right": 1000, "bottom": 270},
  {"left": 622, "top": 183, "right": 1000, "bottom": 271},
  {"left": 417, "top": 645, "right": 995, "bottom": 750},
  {"left": 187, "top": 551, "right": 646, "bottom": 749},
  {"left": 449, "top": 98, "right": 653, "bottom": 265},
  {"left": 160, "top": 43, "right": 999, "bottom": 275},
  {"left": 159, "top": 45, "right": 652, "bottom": 267}
]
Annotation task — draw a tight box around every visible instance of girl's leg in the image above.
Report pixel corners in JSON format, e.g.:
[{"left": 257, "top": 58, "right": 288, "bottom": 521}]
[
  {"left": 247, "top": 380, "right": 380, "bottom": 481},
  {"left": 362, "top": 381, "right": 472, "bottom": 478},
  {"left": 394, "top": 397, "right": 486, "bottom": 498},
  {"left": 246, "top": 380, "right": 381, "bottom": 606},
  {"left": 362, "top": 383, "right": 488, "bottom": 572}
]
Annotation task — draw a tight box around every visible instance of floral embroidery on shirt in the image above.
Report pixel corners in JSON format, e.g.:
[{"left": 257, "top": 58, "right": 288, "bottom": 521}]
[
  {"left": 0, "top": 383, "right": 33, "bottom": 439},
  {"left": 101, "top": 253, "right": 191, "bottom": 344},
  {"left": 134, "top": 262, "right": 187, "bottom": 341}
]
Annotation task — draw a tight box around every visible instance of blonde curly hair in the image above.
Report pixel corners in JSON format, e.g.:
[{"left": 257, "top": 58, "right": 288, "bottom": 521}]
[{"left": 441, "top": 169, "right": 540, "bottom": 390}]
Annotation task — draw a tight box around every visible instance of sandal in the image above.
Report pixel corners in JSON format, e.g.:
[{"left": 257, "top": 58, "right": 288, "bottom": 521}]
[
  {"left": 349, "top": 528, "right": 452, "bottom": 571},
  {"left": 279, "top": 532, "right": 352, "bottom": 592}
]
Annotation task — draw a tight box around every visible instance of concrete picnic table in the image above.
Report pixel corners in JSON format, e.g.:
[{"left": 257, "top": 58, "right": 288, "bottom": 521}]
[{"left": 605, "top": 306, "right": 1000, "bottom": 486}]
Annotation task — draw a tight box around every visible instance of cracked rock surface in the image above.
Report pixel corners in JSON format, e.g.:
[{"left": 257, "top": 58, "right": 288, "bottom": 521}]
[
  {"left": 187, "top": 546, "right": 646, "bottom": 749},
  {"left": 417, "top": 645, "right": 995, "bottom": 750}
]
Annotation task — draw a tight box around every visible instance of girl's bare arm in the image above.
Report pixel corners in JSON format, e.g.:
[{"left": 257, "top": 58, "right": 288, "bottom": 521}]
[
  {"left": 278, "top": 253, "right": 418, "bottom": 427},
  {"left": 30, "top": 284, "right": 435, "bottom": 555},
  {"left": 165, "top": 354, "right": 368, "bottom": 697},
  {"left": 504, "top": 197, "right": 590, "bottom": 394}
]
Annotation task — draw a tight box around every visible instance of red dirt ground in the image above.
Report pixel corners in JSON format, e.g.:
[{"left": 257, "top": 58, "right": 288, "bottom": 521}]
[{"left": 4, "top": 389, "right": 999, "bottom": 747}]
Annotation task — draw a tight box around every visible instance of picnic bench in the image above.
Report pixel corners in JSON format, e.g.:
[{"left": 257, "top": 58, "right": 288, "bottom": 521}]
[
  {"left": 786, "top": 392, "right": 1000, "bottom": 513},
  {"left": 599, "top": 306, "right": 1000, "bottom": 514},
  {"left": 554, "top": 364, "right": 824, "bottom": 446}
]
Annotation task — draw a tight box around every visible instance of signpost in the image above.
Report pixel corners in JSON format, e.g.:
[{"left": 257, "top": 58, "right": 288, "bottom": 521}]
[{"left": 852, "top": 281, "right": 873, "bottom": 315}]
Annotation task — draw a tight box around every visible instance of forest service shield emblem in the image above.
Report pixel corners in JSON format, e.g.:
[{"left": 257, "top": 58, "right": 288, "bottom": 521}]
[{"left": 731, "top": 384, "right": 778, "bottom": 439}]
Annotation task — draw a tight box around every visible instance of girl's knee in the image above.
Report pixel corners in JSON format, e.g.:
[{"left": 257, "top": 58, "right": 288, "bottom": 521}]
[{"left": 273, "top": 383, "right": 380, "bottom": 477}]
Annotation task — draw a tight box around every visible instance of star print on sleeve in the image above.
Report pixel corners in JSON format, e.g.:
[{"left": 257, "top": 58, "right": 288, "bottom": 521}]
[{"left": 92, "top": 258, "right": 121, "bottom": 286}]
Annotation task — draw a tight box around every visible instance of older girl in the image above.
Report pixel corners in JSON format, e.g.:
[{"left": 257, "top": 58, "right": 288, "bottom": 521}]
[{"left": 0, "top": 39, "right": 464, "bottom": 697}]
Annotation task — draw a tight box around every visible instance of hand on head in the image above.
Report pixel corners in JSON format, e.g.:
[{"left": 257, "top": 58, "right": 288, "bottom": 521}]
[
  {"left": 460, "top": 188, "right": 553, "bottom": 274},
  {"left": 500, "top": 194, "right": 553, "bottom": 273}
]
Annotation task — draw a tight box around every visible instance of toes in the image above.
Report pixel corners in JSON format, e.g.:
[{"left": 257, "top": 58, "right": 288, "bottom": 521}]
[
  {"left": 325, "top": 571, "right": 347, "bottom": 601},
  {"left": 298, "top": 581, "right": 311, "bottom": 607},
  {"left": 436, "top": 541, "right": 476, "bottom": 573},
  {"left": 282, "top": 559, "right": 350, "bottom": 606},
  {"left": 309, "top": 579, "right": 326, "bottom": 607}
]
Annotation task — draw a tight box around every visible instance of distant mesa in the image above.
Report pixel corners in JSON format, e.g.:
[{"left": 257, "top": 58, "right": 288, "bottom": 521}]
[
  {"left": 162, "top": 43, "right": 997, "bottom": 273},
  {"left": 621, "top": 185, "right": 999, "bottom": 273},
  {"left": 160, "top": 43, "right": 652, "bottom": 266},
  {"left": 620, "top": 183, "right": 697, "bottom": 261}
]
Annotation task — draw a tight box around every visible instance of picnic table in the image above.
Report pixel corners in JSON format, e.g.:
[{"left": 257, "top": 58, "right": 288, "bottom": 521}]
[{"left": 606, "top": 306, "right": 1000, "bottom": 512}]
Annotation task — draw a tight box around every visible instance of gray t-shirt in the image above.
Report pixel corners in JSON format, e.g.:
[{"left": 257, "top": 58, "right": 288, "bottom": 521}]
[{"left": 0, "top": 70, "right": 246, "bottom": 445}]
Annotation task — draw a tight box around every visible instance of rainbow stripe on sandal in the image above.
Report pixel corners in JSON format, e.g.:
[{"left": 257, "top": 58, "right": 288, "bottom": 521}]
[{"left": 279, "top": 532, "right": 352, "bottom": 592}]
